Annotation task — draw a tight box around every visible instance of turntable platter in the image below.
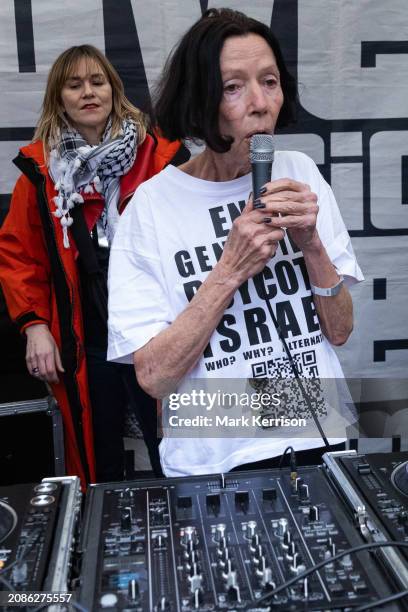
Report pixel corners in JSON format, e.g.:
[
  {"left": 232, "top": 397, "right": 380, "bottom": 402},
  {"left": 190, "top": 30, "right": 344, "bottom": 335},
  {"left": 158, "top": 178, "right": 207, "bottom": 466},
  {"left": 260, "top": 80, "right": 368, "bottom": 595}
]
[
  {"left": 0, "top": 500, "right": 17, "bottom": 543},
  {"left": 391, "top": 460, "right": 408, "bottom": 497}
]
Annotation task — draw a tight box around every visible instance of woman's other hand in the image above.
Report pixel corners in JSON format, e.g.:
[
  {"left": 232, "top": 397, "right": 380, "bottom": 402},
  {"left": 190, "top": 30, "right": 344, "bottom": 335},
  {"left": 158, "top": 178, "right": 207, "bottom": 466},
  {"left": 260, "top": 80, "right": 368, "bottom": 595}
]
[
  {"left": 219, "top": 193, "right": 285, "bottom": 285},
  {"left": 254, "top": 178, "right": 319, "bottom": 252},
  {"left": 25, "top": 323, "right": 65, "bottom": 383}
]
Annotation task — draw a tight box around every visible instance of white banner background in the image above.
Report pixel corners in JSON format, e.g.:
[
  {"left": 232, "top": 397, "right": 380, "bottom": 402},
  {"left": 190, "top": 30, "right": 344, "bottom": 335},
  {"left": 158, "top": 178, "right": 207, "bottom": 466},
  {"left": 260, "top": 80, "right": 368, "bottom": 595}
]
[{"left": 0, "top": 1, "right": 407, "bottom": 400}]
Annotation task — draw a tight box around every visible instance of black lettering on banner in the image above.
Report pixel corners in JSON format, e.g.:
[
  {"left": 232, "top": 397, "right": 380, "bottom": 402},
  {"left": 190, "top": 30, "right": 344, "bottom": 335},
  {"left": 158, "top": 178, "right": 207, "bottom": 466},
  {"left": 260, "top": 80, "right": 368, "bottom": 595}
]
[
  {"left": 103, "top": 0, "right": 151, "bottom": 114},
  {"left": 175, "top": 250, "right": 194, "bottom": 277},
  {"left": 373, "top": 339, "right": 408, "bottom": 361},
  {"left": 402, "top": 156, "right": 408, "bottom": 205},
  {"left": 218, "top": 314, "right": 241, "bottom": 352},
  {"left": 244, "top": 307, "right": 272, "bottom": 345},
  {"left": 302, "top": 295, "right": 320, "bottom": 332},
  {"left": 361, "top": 41, "right": 408, "bottom": 68},
  {"left": 275, "top": 260, "right": 299, "bottom": 294},
  {"left": 195, "top": 246, "right": 213, "bottom": 272},
  {"left": 14, "top": 0, "right": 36, "bottom": 73},
  {"left": 209, "top": 206, "right": 229, "bottom": 238},
  {"left": 275, "top": 301, "right": 302, "bottom": 338}
]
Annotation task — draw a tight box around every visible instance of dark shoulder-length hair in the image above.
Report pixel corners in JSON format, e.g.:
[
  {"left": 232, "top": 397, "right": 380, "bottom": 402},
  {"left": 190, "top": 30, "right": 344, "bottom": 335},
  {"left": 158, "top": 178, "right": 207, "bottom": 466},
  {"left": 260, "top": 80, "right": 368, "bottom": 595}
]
[{"left": 154, "top": 8, "right": 297, "bottom": 153}]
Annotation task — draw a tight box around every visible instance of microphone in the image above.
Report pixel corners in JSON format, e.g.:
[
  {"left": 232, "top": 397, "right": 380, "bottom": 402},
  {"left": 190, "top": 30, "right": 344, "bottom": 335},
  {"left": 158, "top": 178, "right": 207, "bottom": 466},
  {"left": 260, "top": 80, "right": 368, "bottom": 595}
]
[{"left": 249, "top": 134, "right": 274, "bottom": 200}]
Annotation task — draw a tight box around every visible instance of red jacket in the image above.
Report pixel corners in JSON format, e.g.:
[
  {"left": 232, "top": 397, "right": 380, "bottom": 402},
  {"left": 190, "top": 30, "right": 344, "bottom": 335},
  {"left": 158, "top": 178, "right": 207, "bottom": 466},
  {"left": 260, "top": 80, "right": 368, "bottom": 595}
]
[{"left": 0, "top": 135, "right": 184, "bottom": 487}]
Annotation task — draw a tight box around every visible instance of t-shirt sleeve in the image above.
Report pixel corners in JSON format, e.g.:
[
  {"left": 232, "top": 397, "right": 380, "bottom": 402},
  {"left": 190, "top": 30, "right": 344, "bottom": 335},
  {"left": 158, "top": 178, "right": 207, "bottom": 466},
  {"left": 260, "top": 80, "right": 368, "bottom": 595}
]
[
  {"left": 314, "top": 165, "right": 364, "bottom": 287},
  {"left": 107, "top": 187, "right": 171, "bottom": 364}
]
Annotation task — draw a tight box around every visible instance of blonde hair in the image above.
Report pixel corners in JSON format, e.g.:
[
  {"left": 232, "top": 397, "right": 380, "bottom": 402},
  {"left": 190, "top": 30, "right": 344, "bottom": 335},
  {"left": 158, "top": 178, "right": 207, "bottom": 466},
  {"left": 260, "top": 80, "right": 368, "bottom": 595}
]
[{"left": 33, "top": 44, "right": 148, "bottom": 156}]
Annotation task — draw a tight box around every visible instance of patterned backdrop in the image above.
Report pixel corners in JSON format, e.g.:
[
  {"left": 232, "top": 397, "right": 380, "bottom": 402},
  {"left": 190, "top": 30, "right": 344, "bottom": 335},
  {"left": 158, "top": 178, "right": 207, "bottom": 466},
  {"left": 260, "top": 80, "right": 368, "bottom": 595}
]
[{"left": 0, "top": 1, "right": 407, "bottom": 424}]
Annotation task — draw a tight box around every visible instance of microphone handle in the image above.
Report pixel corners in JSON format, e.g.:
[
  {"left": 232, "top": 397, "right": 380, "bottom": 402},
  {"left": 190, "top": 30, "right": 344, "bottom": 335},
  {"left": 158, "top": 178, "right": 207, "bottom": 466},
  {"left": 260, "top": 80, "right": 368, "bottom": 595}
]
[{"left": 251, "top": 161, "right": 273, "bottom": 200}]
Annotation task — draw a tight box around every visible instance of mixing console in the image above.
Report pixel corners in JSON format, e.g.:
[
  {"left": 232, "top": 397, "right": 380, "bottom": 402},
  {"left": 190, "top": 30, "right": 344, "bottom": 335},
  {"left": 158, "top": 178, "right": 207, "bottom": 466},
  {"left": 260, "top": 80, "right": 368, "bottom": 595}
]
[{"left": 78, "top": 463, "right": 403, "bottom": 611}]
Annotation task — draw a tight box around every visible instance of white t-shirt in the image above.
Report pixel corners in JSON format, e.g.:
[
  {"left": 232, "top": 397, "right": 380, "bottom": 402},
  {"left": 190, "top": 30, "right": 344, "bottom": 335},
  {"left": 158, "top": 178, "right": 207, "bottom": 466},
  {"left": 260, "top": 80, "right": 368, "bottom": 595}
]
[{"left": 108, "top": 150, "right": 364, "bottom": 477}]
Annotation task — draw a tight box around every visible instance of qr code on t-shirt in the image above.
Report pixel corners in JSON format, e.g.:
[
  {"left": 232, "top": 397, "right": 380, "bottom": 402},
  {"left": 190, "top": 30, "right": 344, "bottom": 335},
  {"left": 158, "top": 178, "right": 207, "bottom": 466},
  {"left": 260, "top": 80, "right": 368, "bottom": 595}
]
[{"left": 249, "top": 350, "right": 327, "bottom": 425}]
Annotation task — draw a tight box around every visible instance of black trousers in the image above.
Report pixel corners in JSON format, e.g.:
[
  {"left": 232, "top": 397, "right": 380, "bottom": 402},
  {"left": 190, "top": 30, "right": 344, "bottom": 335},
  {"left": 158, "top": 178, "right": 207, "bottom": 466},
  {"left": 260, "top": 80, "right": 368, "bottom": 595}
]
[
  {"left": 231, "top": 442, "right": 346, "bottom": 472},
  {"left": 86, "top": 346, "right": 163, "bottom": 482}
]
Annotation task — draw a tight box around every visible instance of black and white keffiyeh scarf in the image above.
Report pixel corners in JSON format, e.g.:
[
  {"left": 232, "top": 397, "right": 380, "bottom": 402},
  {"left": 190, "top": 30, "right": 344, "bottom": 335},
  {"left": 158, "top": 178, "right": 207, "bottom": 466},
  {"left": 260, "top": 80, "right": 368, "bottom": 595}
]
[{"left": 49, "top": 118, "right": 138, "bottom": 248}]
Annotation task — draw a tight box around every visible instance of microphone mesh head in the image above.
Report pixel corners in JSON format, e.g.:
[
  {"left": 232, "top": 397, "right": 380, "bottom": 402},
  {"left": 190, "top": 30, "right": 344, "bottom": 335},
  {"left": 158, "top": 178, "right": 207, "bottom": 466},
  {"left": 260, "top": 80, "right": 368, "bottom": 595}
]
[{"left": 249, "top": 134, "right": 275, "bottom": 162}]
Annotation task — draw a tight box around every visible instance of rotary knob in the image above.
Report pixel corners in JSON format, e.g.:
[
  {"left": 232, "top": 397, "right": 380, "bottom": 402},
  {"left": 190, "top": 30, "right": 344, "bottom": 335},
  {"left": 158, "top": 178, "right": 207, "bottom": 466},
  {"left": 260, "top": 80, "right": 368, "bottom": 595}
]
[
  {"left": 259, "top": 565, "right": 275, "bottom": 590},
  {"left": 181, "top": 526, "right": 196, "bottom": 546},
  {"left": 285, "top": 541, "right": 297, "bottom": 561},
  {"left": 120, "top": 507, "right": 132, "bottom": 531},
  {"left": 227, "top": 585, "right": 241, "bottom": 603},
  {"left": 309, "top": 505, "right": 319, "bottom": 522},
  {"left": 185, "top": 549, "right": 199, "bottom": 570},
  {"left": 290, "top": 552, "right": 306, "bottom": 575},
  {"left": 277, "top": 518, "right": 288, "bottom": 537},
  {"left": 188, "top": 565, "right": 203, "bottom": 594},
  {"left": 282, "top": 530, "right": 292, "bottom": 549},
  {"left": 250, "top": 533, "right": 261, "bottom": 552},
  {"left": 246, "top": 520, "right": 257, "bottom": 538},
  {"left": 298, "top": 483, "right": 309, "bottom": 501},
  {"left": 252, "top": 544, "right": 264, "bottom": 565},
  {"left": 222, "top": 559, "right": 237, "bottom": 586},
  {"left": 255, "top": 555, "right": 268, "bottom": 576},
  {"left": 119, "top": 487, "right": 134, "bottom": 505},
  {"left": 214, "top": 523, "right": 227, "bottom": 543},
  {"left": 184, "top": 539, "right": 197, "bottom": 557},
  {"left": 218, "top": 547, "right": 231, "bottom": 568}
]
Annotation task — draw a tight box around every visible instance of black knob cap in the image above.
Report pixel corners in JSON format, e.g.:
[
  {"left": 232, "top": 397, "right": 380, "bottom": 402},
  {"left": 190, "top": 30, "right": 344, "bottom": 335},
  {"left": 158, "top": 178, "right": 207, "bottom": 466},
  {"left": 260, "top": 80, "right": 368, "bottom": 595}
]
[
  {"left": 283, "top": 531, "right": 292, "bottom": 548},
  {"left": 286, "top": 541, "right": 296, "bottom": 560},
  {"left": 298, "top": 483, "right": 309, "bottom": 501},
  {"left": 309, "top": 505, "right": 319, "bottom": 521},
  {"left": 235, "top": 491, "right": 249, "bottom": 512},
  {"left": 177, "top": 496, "right": 192, "bottom": 509},
  {"left": 120, "top": 508, "right": 132, "bottom": 531},
  {"left": 227, "top": 585, "right": 241, "bottom": 603},
  {"left": 262, "top": 488, "right": 277, "bottom": 501},
  {"left": 250, "top": 534, "right": 261, "bottom": 550},
  {"left": 206, "top": 494, "right": 221, "bottom": 516}
]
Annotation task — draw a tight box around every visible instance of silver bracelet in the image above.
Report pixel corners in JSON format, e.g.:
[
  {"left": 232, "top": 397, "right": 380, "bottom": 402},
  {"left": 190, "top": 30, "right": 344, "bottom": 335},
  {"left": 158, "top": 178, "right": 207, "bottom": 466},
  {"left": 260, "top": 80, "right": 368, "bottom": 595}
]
[{"left": 310, "top": 276, "right": 344, "bottom": 297}]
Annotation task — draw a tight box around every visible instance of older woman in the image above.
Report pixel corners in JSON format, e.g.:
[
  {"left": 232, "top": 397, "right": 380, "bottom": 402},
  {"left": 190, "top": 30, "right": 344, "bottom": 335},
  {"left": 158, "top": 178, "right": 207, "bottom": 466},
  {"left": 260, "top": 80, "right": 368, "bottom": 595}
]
[
  {"left": 0, "top": 45, "right": 183, "bottom": 485},
  {"left": 108, "top": 9, "right": 363, "bottom": 477}
]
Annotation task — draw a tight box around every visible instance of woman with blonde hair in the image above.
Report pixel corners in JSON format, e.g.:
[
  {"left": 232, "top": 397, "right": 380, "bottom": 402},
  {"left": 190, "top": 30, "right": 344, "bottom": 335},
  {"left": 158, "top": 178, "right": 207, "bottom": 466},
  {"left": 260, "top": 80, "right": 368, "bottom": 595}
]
[{"left": 0, "top": 45, "right": 184, "bottom": 485}]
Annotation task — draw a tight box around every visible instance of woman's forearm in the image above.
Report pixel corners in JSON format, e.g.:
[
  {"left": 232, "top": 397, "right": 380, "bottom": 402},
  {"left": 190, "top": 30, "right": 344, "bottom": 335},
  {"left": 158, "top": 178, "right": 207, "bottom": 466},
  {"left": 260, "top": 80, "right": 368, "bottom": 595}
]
[
  {"left": 302, "top": 237, "right": 353, "bottom": 345},
  {"left": 134, "top": 263, "right": 240, "bottom": 398}
]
